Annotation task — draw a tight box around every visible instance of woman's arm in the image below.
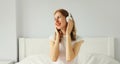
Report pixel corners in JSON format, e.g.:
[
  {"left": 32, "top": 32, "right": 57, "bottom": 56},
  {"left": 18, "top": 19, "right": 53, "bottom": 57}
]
[
  {"left": 66, "top": 35, "right": 84, "bottom": 62},
  {"left": 49, "top": 39, "right": 59, "bottom": 62},
  {"left": 66, "top": 35, "right": 75, "bottom": 62},
  {"left": 49, "top": 29, "right": 60, "bottom": 62}
]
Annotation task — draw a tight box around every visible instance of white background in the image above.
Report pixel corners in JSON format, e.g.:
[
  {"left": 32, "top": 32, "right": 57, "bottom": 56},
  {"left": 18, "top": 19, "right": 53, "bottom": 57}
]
[
  {"left": 0, "top": 0, "right": 17, "bottom": 61},
  {"left": 0, "top": 0, "right": 120, "bottom": 62}
]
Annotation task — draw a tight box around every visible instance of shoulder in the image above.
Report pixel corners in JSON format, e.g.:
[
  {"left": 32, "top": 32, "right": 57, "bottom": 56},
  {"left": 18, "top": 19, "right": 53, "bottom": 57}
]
[
  {"left": 72, "top": 35, "right": 84, "bottom": 45},
  {"left": 73, "top": 35, "right": 83, "bottom": 42},
  {"left": 73, "top": 35, "right": 84, "bottom": 49}
]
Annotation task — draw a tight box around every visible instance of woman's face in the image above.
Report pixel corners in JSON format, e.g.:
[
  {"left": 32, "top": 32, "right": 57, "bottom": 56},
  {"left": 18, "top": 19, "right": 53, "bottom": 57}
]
[{"left": 54, "top": 12, "right": 67, "bottom": 30}]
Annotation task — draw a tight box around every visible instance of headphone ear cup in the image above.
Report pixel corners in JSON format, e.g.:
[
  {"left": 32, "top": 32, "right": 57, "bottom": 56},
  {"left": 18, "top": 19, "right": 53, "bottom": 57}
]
[
  {"left": 66, "top": 16, "right": 69, "bottom": 22},
  {"left": 66, "top": 14, "right": 72, "bottom": 22}
]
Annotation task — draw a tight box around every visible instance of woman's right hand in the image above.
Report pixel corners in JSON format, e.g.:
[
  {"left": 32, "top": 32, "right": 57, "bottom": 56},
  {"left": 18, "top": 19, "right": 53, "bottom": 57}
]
[{"left": 55, "top": 28, "right": 60, "bottom": 41}]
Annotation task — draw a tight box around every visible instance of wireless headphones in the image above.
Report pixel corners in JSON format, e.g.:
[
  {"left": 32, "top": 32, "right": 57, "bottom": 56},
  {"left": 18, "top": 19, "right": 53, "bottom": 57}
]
[{"left": 66, "top": 12, "right": 73, "bottom": 22}]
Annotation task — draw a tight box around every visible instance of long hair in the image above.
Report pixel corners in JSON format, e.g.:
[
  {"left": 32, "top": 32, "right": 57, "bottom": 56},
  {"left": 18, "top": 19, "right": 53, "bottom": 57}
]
[{"left": 54, "top": 9, "right": 76, "bottom": 42}]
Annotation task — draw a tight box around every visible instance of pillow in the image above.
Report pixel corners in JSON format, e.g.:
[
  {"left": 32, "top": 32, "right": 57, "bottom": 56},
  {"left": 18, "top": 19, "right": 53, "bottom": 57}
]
[{"left": 15, "top": 54, "right": 53, "bottom": 64}]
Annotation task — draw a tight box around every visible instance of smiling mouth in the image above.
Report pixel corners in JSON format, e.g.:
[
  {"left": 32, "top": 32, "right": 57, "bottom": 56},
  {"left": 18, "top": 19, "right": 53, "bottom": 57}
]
[{"left": 56, "top": 23, "right": 61, "bottom": 26}]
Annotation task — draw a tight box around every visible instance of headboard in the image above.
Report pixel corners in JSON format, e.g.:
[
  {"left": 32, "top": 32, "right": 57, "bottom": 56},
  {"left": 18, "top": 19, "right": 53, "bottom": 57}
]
[{"left": 18, "top": 37, "right": 114, "bottom": 61}]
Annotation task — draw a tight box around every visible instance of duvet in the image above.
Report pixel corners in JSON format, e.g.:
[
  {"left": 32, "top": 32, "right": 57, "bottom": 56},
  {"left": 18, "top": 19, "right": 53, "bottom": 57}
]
[{"left": 15, "top": 54, "right": 120, "bottom": 64}]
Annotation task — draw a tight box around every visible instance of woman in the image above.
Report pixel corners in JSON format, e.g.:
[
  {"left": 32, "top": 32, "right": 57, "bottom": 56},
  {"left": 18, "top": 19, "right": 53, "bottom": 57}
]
[{"left": 49, "top": 9, "right": 84, "bottom": 64}]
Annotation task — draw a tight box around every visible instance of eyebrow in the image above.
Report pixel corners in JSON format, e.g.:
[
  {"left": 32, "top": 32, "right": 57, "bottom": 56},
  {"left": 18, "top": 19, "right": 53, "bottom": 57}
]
[{"left": 55, "top": 15, "right": 61, "bottom": 19}]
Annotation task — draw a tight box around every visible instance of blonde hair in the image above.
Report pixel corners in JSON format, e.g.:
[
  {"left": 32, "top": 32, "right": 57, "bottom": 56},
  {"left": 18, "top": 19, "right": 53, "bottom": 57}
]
[{"left": 54, "top": 9, "right": 76, "bottom": 42}]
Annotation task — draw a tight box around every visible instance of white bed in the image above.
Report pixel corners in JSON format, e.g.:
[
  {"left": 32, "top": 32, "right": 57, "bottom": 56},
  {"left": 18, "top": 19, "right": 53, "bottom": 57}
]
[{"left": 16, "top": 37, "right": 120, "bottom": 64}]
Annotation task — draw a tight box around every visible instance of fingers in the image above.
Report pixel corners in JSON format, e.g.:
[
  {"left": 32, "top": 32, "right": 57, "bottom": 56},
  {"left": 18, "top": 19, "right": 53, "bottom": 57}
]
[
  {"left": 55, "top": 28, "right": 59, "bottom": 35},
  {"left": 67, "top": 21, "right": 73, "bottom": 30},
  {"left": 55, "top": 28, "right": 60, "bottom": 40},
  {"left": 55, "top": 28, "right": 58, "bottom": 32},
  {"left": 54, "top": 24, "right": 58, "bottom": 33},
  {"left": 67, "top": 20, "right": 73, "bottom": 26},
  {"left": 66, "top": 21, "right": 74, "bottom": 35}
]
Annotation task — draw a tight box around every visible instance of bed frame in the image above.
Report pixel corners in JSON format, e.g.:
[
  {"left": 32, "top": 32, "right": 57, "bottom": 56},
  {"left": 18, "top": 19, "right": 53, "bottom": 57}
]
[{"left": 18, "top": 37, "right": 114, "bottom": 61}]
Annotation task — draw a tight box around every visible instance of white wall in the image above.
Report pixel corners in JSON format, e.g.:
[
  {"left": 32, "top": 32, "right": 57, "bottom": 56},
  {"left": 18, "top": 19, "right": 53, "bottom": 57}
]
[
  {"left": 16, "top": 0, "right": 120, "bottom": 62},
  {"left": 0, "top": 0, "right": 17, "bottom": 61}
]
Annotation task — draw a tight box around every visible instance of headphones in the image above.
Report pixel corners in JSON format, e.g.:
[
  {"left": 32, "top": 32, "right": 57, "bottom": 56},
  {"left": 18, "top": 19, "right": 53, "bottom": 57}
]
[{"left": 66, "top": 12, "right": 73, "bottom": 22}]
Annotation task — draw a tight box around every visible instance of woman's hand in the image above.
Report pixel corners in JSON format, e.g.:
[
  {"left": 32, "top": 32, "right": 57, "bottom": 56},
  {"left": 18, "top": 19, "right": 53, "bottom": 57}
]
[
  {"left": 65, "top": 20, "right": 75, "bottom": 61},
  {"left": 66, "top": 20, "right": 73, "bottom": 35},
  {"left": 55, "top": 28, "right": 60, "bottom": 40}
]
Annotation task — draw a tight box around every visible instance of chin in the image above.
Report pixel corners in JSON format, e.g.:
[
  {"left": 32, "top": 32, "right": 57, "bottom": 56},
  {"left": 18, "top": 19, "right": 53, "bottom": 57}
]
[
  {"left": 56, "top": 26, "right": 62, "bottom": 29},
  {"left": 56, "top": 27, "right": 61, "bottom": 29}
]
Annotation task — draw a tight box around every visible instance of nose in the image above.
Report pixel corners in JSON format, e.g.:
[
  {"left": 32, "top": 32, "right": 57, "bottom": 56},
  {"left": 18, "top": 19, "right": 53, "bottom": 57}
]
[{"left": 55, "top": 19, "right": 59, "bottom": 22}]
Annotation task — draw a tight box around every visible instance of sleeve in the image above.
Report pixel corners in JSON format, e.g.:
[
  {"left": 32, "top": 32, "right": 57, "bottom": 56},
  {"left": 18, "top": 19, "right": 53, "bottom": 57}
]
[{"left": 72, "top": 35, "right": 83, "bottom": 45}]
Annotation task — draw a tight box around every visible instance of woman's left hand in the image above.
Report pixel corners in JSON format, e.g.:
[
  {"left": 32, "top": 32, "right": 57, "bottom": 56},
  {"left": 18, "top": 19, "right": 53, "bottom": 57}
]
[{"left": 66, "top": 20, "right": 73, "bottom": 35}]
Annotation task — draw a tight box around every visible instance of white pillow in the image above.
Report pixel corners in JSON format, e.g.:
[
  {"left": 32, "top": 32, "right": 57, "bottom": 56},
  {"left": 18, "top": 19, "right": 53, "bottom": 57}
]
[{"left": 15, "top": 54, "right": 52, "bottom": 64}]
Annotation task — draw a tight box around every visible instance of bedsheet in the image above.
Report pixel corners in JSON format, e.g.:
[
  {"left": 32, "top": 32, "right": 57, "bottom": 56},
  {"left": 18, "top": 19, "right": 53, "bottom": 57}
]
[{"left": 15, "top": 54, "right": 120, "bottom": 64}]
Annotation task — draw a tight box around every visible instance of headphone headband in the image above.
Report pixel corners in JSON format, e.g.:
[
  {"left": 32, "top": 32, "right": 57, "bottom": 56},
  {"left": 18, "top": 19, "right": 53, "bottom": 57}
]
[{"left": 66, "top": 12, "right": 72, "bottom": 22}]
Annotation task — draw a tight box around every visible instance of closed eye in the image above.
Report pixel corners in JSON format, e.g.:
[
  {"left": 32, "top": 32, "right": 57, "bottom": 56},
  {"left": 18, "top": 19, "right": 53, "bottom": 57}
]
[
  {"left": 57, "top": 16, "right": 61, "bottom": 19},
  {"left": 54, "top": 16, "right": 61, "bottom": 21}
]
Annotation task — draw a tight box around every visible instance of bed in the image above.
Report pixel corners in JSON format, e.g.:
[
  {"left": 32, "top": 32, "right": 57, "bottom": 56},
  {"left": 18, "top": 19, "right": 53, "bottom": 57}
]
[{"left": 15, "top": 37, "right": 120, "bottom": 64}]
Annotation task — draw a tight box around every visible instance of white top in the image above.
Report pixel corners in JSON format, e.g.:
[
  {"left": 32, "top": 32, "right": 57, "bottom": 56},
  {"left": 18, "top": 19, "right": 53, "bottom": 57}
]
[{"left": 49, "top": 35, "right": 82, "bottom": 64}]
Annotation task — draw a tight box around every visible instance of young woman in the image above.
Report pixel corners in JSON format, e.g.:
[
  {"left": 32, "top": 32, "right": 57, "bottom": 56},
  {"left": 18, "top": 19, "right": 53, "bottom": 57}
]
[{"left": 49, "top": 9, "right": 84, "bottom": 64}]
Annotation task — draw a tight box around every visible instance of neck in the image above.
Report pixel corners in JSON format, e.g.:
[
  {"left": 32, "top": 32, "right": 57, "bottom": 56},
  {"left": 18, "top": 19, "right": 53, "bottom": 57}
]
[{"left": 61, "top": 27, "right": 66, "bottom": 35}]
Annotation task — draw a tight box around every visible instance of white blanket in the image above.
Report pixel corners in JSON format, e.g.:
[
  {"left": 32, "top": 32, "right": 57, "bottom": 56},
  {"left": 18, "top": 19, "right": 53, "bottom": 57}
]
[
  {"left": 79, "top": 54, "right": 120, "bottom": 64},
  {"left": 15, "top": 54, "right": 120, "bottom": 64},
  {"left": 15, "top": 55, "right": 52, "bottom": 64}
]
